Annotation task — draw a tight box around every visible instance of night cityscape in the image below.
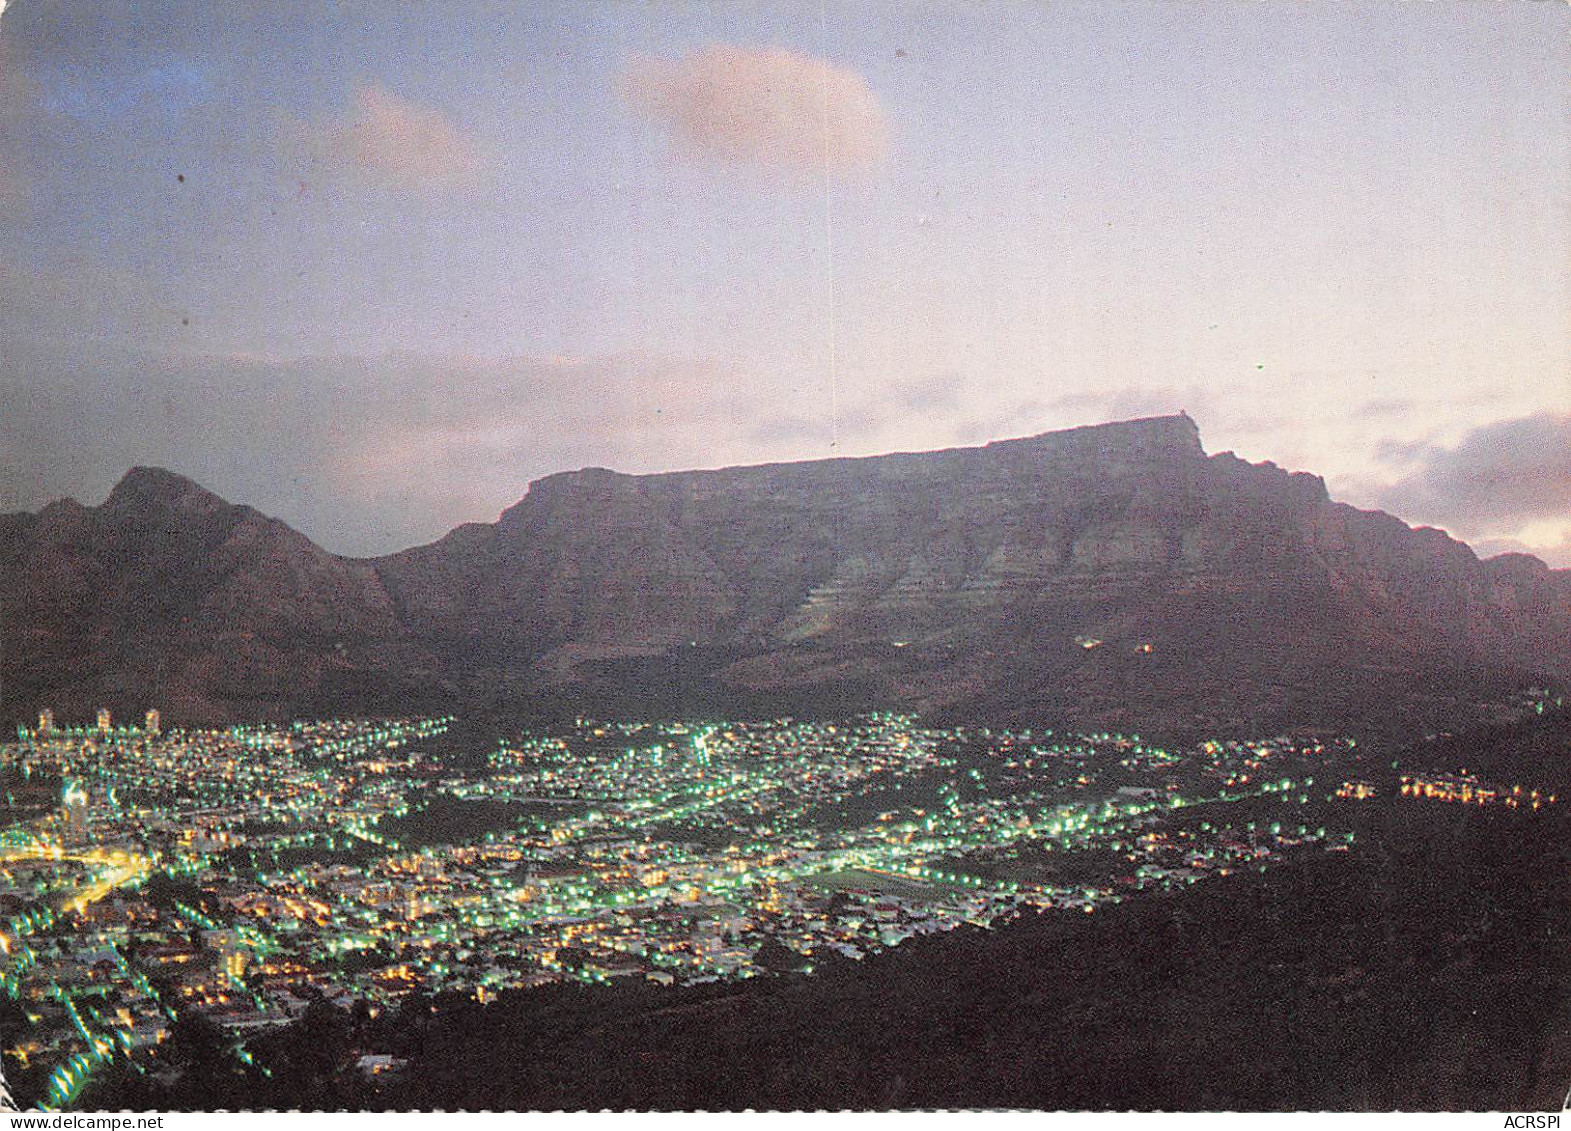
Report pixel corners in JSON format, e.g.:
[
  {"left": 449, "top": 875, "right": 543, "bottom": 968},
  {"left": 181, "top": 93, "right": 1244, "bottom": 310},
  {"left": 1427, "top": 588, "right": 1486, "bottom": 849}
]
[
  {"left": 2, "top": 0, "right": 1567, "bottom": 1117},
  {"left": 0, "top": 695, "right": 1561, "bottom": 1109}
]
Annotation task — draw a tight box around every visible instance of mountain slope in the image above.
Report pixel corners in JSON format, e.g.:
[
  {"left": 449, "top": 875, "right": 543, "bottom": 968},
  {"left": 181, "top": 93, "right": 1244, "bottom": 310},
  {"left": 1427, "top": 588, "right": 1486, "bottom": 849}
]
[
  {"left": 373, "top": 414, "right": 1571, "bottom": 735},
  {"left": 4, "top": 415, "right": 1568, "bottom": 732},
  {"left": 0, "top": 467, "right": 442, "bottom": 724}
]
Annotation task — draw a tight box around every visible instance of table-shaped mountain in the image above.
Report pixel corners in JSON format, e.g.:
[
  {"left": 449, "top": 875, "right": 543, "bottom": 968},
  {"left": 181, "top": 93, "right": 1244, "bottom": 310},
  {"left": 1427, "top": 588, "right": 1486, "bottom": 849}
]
[{"left": 4, "top": 414, "right": 1567, "bottom": 737}]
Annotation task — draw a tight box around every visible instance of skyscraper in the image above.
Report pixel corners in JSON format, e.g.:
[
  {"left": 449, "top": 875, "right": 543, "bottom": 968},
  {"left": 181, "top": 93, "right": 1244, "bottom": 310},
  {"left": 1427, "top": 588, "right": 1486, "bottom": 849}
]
[
  {"left": 96, "top": 708, "right": 111, "bottom": 734},
  {"left": 37, "top": 708, "right": 54, "bottom": 734},
  {"left": 61, "top": 781, "right": 88, "bottom": 841},
  {"left": 144, "top": 709, "right": 161, "bottom": 736}
]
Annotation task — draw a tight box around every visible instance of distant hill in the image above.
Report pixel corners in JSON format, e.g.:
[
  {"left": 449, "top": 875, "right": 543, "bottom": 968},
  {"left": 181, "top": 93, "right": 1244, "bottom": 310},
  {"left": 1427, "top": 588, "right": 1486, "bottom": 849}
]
[
  {"left": 0, "top": 466, "right": 439, "bottom": 724},
  {"left": 4, "top": 415, "right": 1568, "bottom": 734}
]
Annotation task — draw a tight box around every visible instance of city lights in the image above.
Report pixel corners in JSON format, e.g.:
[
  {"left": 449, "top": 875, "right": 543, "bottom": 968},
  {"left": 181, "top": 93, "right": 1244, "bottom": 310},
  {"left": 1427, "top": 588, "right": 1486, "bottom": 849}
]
[{"left": 0, "top": 705, "right": 1555, "bottom": 1109}]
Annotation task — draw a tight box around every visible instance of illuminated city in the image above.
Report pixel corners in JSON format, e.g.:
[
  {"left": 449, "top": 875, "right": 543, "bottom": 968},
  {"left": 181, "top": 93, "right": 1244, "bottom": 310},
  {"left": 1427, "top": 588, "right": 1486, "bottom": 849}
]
[
  {"left": 1, "top": 0, "right": 1565, "bottom": 1111},
  {"left": 1, "top": 702, "right": 1558, "bottom": 1108}
]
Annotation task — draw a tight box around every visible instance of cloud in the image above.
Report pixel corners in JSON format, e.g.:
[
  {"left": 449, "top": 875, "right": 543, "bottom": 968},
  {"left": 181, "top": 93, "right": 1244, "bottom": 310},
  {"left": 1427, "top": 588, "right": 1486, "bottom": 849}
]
[
  {"left": 1376, "top": 412, "right": 1571, "bottom": 535},
  {"left": 620, "top": 45, "right": 888, "bottom": 174},
  {"left": 282, "top": 83, "right": 487, "bottom": 191},
  {"left": 0, "top": 343, "right": 809, "bottom": 556},
  {"left": 1354, "top": 397, "right": 1416, "bottom": 421},
  {"left": 1469, "top": 533, "right": 1571, "bottom": 568},
  {"left": 891, "top": 371, "right": 967, "bottom": 413},
  {"left": 1371, "top": 435, "right": 1436, "bottom": 467}
]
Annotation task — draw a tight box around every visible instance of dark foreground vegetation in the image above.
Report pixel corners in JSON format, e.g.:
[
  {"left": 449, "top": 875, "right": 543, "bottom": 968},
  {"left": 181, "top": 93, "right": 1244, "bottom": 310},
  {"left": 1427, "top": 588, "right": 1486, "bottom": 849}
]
[{"left": 80, "top": 710, "right": 1571, "bottom": 1112}]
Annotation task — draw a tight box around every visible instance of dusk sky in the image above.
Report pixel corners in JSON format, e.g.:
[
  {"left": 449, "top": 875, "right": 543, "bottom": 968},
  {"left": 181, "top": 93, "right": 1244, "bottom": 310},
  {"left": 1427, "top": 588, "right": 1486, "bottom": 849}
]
[{"left": 1, "top": 0, "right": 1567, "bottom": 562}]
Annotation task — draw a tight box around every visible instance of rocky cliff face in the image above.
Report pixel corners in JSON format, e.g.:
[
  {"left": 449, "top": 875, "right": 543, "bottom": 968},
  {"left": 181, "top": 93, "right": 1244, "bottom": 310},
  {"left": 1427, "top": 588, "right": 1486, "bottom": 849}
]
[
  {"left": 5, "top": 416, "right": 1569, "bottom": 734},
  {"left": 379, "top": 414, "right": 1215, "bottom": 646}
]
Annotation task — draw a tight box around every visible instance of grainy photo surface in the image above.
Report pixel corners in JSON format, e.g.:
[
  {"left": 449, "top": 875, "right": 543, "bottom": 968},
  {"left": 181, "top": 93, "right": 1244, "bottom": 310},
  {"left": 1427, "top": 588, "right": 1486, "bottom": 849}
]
[{"left": 0, "top": 0, "right": 1569, "bottom": 1115}]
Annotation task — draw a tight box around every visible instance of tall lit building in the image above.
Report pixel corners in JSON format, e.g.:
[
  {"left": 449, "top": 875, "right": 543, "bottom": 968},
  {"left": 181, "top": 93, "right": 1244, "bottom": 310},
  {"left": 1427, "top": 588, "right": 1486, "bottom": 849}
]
[
  {"left": 96, "top": 707, "right": 112, "bottom": 734},
  {"left": 37, "top": 708, "right": 54, "bottom": 734},
  {"left": 144, "top": 709, "right": 161, "bottom": 736},
  {"left": 61, "top": 781, "right": 89, "bottom": 841}
]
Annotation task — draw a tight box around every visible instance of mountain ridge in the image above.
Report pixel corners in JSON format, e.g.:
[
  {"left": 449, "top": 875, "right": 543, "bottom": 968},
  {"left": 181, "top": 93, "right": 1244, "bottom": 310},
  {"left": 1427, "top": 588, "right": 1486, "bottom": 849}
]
[{"left": 4, "top": 415, "right": 1567, "bottom": 735}]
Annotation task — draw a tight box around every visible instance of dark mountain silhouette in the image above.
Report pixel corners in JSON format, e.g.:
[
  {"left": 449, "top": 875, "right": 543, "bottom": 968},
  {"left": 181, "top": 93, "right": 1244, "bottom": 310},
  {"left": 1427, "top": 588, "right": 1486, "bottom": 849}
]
[
  {"left": 0, "top": 466, "right": 439, "bottom": 723},
  {"left": 4, "top": 415, "right": 1568, "bottom": 733}
]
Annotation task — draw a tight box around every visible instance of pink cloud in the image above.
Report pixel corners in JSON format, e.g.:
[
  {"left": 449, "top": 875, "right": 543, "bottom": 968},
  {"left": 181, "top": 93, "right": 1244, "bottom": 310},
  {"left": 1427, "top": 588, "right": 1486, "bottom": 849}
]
[
  {"left": 1470, "top": 533, "right": 1571, "bottom": 570},
  {"left": 284, "top": 83, "right": 488, "bottom": 191},
  {"left": 621, "top": 45, "right": 888, "bottom": 174}
]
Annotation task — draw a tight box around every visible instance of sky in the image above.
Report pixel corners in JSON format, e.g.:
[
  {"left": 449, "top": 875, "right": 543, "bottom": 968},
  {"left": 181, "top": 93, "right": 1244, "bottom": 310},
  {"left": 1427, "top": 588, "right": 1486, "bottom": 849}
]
[{"left": 0, "top": 0, "right": 1567, "bottom": 562}]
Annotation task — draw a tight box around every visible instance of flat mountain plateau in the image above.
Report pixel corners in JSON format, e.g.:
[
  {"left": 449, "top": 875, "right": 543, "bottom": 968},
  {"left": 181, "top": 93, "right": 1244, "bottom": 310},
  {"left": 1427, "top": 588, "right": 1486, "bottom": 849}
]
[{"left": 4, "top": 415, "right": 1567, "bottom": 736}]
